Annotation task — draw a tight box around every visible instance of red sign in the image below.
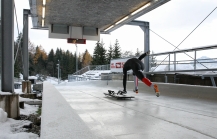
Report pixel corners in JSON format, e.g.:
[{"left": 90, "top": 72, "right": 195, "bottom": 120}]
[
  {"left": 110, "top": 63, "right": 115, "bottom": 68},
  {"left": 67, "top": 38, "right": 86, "bottom": 44},
  {"left": 116, "top": 62, "right": 121, "bottom": 68}
]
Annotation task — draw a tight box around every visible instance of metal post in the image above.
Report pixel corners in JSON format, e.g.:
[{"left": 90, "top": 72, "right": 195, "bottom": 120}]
[
  {"left": 60, "top": 68, "right": 61, "bottom": 81},
  {"left": 144, "top": 22, "right": 150, "bottom": 74},
  {"left": 194, "top": 50, "right": 196, "bottom": 71},
  {"left": 165, "top": 74, "right": 168, "bottom": 83},
  {"left": 75, "top": 44, "right": 78, "bottom": 73},
  {"left": 57, "top": 60, "right": 59, "bottom": 84},
  {"left": 1, "top": 0, "right": 14, "bottom": 92},
  {"left": 23, "top": 9, "right": 30, "bottom": 81},
  {"left": 126, "top": 21, "right": 149, "bottom": 74},
  {"left": 168, "top": 54, "right": 170, "bottom": 71},
  {"left": 210, "top": 77, "right": 216, "bottom": 87},
  {"left": 174, "top": 53, "right": 176, "bottom": 71}
]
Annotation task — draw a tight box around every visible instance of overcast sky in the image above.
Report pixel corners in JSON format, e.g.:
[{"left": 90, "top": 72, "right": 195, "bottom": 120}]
[{"left": 14, "top": 0, "right": 217, "bottom": 60}]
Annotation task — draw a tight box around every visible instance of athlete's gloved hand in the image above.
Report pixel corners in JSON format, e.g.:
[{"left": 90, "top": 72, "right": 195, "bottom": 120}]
[{"left": 146, "top": 50, "right": 150, "bottom": 55}]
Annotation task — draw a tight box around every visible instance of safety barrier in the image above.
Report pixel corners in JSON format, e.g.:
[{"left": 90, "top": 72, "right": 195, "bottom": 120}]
[{"left": 83, "top": 80, "right": 217, "bottom": 101}]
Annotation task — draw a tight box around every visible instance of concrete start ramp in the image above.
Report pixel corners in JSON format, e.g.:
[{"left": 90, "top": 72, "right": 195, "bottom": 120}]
[{"left": 48, "top": 80, "right": 217, "bottom": 139}]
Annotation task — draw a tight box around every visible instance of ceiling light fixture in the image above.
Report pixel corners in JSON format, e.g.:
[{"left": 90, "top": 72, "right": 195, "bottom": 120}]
[
  {"left": 104, "top": 25, "right": 114, "bottom": 32},
  {"left": 115, "top": 16, "right": 129, "bottom": 25},
  {"left": 131, "top": 2, "right": 151, "bottom": 15},
  {"left": 42, "top": 0, "right": 46, "bottom": 27},
  {"left": 42, "top": 7, "right": 45, "bottom": 18},
  {"left": 42, "top": 19, "right": 45, "bottom": 27},
  {"left": 43, "top": 0, "right": 46, "bottom": 5}
]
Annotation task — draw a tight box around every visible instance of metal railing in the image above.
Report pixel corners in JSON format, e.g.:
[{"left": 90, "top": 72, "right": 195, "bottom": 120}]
[
  {"left": 148, "top": 44, "right": 217, "bottom": 74},
  {"left": 147, "top": 45, "right": 217, "bottom": 86},
  {"left": 71, "top": 64, "right": 110, "bottom": 75},
  {"left": 68, "top": 64, "right": 110, "bottom": 82}
]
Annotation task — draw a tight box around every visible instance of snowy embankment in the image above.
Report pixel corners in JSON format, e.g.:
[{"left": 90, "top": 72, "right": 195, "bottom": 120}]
[
  {"left": 0, "top": 107, "right": 39, "bottom": 139},
  {"left": 0, "top": 87, "right": 41, "bottom": 139},
  {"left": 0, "top": 76, "right": 63, "bottom": 139},
  {"left": 81, "top": 70, "right": 111, "bottom": 80}
]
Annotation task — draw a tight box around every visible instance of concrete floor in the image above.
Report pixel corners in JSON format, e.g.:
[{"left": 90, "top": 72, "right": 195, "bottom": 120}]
[{"left": 56, "top": 81, "right": 217, "bottom": 139}]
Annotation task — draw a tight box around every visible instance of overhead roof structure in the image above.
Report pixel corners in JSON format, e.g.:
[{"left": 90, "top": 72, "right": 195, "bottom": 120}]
[{"left": 29, "top": 0, "right": 170, "bottom": 34}]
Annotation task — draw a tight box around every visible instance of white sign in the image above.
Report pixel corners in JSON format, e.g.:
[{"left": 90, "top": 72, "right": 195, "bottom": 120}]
[
  {"left": 110, "top": 57, "right": 143, "bottom": 73},
  {"left": 110, "top": 58, "right": 129, "bottom": 73}
]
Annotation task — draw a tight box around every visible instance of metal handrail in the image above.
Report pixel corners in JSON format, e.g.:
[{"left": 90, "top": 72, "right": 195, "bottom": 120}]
[
  {"left": 145, "top": 68, "right": 217, "bottom": 74},
  {"left": 149, "top": 45, "right": 217, "bottom": 72}
]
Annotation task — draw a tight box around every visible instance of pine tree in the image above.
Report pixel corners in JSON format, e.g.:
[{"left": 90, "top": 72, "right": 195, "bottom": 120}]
[
  {"left": 112, "top": 39, "right": 121, "bottom": 59},
  {"left": 14, "top": 42, "right": 21, "bottom": 78},
  {"left": 54, "top": 48, "right": 61, "bottom": 77},
  {"left": 61, "top": 50, "right": 68, "bottom": 79},
  {"left": 77, "top": 53, "right": 82, "bottom": 70},
  {"left": 82, "top": 49, "right": 92, "bottom": 68},
  {"left": 14, "top": 33, "right": 23, "bottom": 78},
  {"left": 106, "top": 44, "right": 113, "bottom": 64},
  {"left": 33, "top": 45, "right": 48, "bottom": 75},
  {"left": 68, "top": 52, "right": 75, "bottom": 74},
  {"left": 47, "top": 49, "right": 55, "bottom": 76},
  {"left": 28, "top": 40, "right": 36, "bottom": 76},
  {"left": 134, "top": 48, "right": 144, "bottom": 57},
  {"left": 92, "top": 41, "right": 107, "bottom": 65}
]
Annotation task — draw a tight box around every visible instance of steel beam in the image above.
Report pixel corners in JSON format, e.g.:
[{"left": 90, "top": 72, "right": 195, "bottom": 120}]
[
  {"left": 144, "top": 68, "right": 217, "bottom": 74},
  {"left": 1, "top": 0, "right": 14, "bottom": 92},
  {"left": 174, "top": 53, "right": 176, "bottom": 71},
  {"left": 168, "top": 54, "right": 170, "bottom": 71},
  {"left": 126, "top": 21, "right": 150, "bottom": 74},
  {"left": 201, "top": 75, "right": 217, "bottom": 87},
  {"left": 210, "top": 77, "right": 216, "bottom": 87},
  {"left": 23, "top": 9, "right": 30, "bottom": 80},
  {"left": 144, "top": 22, "right": 150, "bottom": 73},
  {"left": 194, "top": 50, "right": 196, "bottom": 71}
]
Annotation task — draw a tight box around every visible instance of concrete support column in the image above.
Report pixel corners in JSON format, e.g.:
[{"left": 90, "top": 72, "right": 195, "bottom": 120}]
[
  {"left": 23, "top": 9, "right": 30, "bottom": 80},
  {"left": 22, "top": 81, "right": 31, "bottom": 93},
  {"left": 1, "top": 0, "right": 14, "bottom": 92},
  {"left": 0, "top": 94, "right": 20, "bottom": 118}
]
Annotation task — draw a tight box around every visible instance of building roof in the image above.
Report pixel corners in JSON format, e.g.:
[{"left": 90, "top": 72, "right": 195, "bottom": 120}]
[{"left": 29, "top": 0, "right": 170, "bottom": 33}]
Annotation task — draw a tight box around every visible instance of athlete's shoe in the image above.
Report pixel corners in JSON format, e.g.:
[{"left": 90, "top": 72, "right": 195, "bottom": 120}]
[
  {"left": 133, "top": 89, "right": 138, "bottom": 94},
  {"left": 153, "top": 84, "right": 160, "bottom": 97},
  {"left": 118, "top": 90, "right": 127, "bottom": 95},
  {"left": 122, "top": 90, "right": 127, "bottom": 94}
]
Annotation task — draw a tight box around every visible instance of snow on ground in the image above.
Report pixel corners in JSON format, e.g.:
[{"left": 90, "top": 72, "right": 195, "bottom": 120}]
[
  {"left": 0, "top": 107, "right": 39, "bottom": 139},
  {"left": 20, "top": 104, "right": 39, "bottom": 116},
  {"left": 0, "top": 108, "right": 7, "bottom": 122},
  {"left": 165, "top": 64, "right": 194, "bottom": 71},
  {"left": 0, "top": 92, "right": 11, "bottom": 95},
  {"left": 19, "top": 96, "right": 41, "bottom": 102},
  {"left": 15, "top": 89, "right": 24, "bottom": 94},
  {"left": 151, "top": 65, "right": 168, "bottom": 71},
  {"left": 45, "top": 76, "right": 59, "bottom": 85},
  {"left": 81, "top": 70, "right": 111, "bottom": 80},
  {"left": 29, "top": 76, "right": 38, "bottom": 80},
  {"left": 0, "top": 89, "right": 40, "bottom": 139}
]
